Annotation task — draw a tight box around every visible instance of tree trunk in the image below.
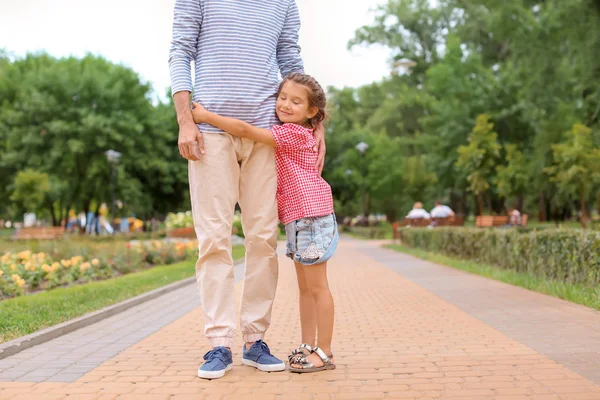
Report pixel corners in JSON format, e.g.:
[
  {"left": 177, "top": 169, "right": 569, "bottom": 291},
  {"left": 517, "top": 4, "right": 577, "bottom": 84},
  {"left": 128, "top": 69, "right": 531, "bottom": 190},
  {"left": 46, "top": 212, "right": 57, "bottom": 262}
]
[
  {"left": 48, "top": 200, "right": 58, "bottom": 227},
  {"left": 538, "top": 192, "right": 547, "bottom": 222},
  {"left": 580, "top": 184, "right": 587, "bottom": 228},
  {"left": 497, "top": 197, "right": 506, "bottom": 215},
  {"left": 517, "top": 194, "right": 525, "bottom": 214},
  {"left": 460, "top": 190, "right": 467, "bottom": 216},
  {"left": 449, "top": 189, "right": 459, "bottom": 213},
  {"left": 477, "top": 193, "right": 485, "bottom": 216},
  {"left": 58, "top": 199, "right": 65, "bottom": 228}
]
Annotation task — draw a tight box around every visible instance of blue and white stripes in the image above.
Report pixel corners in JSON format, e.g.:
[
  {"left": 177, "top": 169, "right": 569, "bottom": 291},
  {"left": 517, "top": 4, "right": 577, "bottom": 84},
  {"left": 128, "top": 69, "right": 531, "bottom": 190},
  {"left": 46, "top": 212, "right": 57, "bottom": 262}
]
[{"left": 169, "top": 0, "right": 304, "bottom": 133}]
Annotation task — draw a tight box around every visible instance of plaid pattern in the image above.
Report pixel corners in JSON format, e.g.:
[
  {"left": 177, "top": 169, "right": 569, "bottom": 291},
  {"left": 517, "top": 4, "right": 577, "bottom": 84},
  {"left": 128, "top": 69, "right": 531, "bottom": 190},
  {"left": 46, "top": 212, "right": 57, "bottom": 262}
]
[{"left": 271, "top": 124, "right": 334, "bottom": 225}]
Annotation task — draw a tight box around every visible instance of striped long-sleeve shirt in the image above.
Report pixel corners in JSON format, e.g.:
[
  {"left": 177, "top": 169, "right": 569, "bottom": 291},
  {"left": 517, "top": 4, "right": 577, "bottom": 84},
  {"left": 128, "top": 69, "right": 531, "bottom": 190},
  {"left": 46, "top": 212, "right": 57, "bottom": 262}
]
[{"left": 169, "top": 0, "right": 304, "bottom": 134}]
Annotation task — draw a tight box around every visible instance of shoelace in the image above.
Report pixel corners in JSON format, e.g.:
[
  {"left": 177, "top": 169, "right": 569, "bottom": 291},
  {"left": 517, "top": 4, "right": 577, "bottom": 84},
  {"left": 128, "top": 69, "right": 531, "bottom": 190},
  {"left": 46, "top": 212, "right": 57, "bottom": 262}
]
[
  {"left": 254, "top": 340, "right": 272, "bottom": 355},
  {"left": 203, "top": 347, "right": 229, "bottom": 364}
]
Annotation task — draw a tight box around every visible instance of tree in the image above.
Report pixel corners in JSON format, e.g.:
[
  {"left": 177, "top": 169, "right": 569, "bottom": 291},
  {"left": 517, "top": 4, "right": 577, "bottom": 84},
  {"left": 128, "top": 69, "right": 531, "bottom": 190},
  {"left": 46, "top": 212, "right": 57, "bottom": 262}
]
[
  {"left": 456, "top": 115, "right": 501, "bottom": 214},
  {"left": 363, "top": 133, "right": 405, "bottom": 221},
  {"left": 421, "top": 35, "right": 498, "bottom": 207},
  {"left": 0, "top": 54, "right": 189, "bottom": 225},
  {"left": 10, "top": 169, "right": 49, "bottom": 214},
  {"left": 545, "top": 124, "right": 600, "bottom": 226},
  {"left": 349, "top": 0, "right": 454, "bottom": 82},
  {"left": 346, "top": 0, "right": 600, "bottom": 222},
  {"left": 495, "top": 144, "right": 529, "bottom": 210}
]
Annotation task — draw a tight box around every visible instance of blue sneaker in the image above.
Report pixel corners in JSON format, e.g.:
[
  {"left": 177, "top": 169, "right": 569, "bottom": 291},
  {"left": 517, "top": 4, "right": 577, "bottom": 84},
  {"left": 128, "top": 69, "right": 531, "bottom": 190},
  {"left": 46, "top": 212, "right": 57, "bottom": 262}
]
[
  {"left": 242, "top": 340, "right": 285, "bottom": 372},
  {"left": 197, "top": 346, "right": 233, "bottom": 379}
]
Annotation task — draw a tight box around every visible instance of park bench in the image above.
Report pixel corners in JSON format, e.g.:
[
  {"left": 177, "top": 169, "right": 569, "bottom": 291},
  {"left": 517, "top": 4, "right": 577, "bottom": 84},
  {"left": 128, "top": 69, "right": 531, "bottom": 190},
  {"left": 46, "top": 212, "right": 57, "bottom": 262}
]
[
  {"left": 432, "top": 216, "right": 465, "bottom": 227},
  {"left": 14, "top": 226, "right": 64, "bottom": 240},
  {"left": 392, "top": 215, "right": 466, "bottom": 239},
  {"left": 392, "top": 218, "right": 430, "bottom": 240},
  {"left": 475, "top": 214, "right": 528, "bottom": 227}
]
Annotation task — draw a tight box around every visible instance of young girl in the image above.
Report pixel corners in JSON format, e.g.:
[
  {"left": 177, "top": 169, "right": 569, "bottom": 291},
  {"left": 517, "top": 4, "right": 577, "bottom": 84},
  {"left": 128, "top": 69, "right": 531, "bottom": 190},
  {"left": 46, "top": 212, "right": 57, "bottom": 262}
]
[{"left": 192, "top": 73, "right": 337, "bottom": 373}]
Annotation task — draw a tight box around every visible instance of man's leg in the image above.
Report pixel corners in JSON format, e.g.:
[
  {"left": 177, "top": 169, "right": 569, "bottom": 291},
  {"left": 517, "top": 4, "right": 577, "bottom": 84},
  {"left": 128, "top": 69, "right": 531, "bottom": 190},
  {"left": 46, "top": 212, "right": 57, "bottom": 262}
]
[
  {"left": 237, "top": 139, "right": 279, "bottom": 344},
  {"left": 189, "top": 133, "right": 239, "bottom": 349}
]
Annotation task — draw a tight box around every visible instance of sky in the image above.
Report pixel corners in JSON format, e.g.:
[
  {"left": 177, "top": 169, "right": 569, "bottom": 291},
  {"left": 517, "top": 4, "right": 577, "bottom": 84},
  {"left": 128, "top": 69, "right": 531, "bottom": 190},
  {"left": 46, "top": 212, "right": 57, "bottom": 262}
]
[{"left": 0, "top": 0, "right": 392, "bottom": 99}]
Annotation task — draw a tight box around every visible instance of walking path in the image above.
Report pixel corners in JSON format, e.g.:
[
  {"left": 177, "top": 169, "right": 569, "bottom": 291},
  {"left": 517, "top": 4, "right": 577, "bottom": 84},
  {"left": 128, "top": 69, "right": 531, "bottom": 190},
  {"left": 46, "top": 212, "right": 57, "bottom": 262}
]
[{"left": 0, "top": 238, "right": 599, "bottom": 399}]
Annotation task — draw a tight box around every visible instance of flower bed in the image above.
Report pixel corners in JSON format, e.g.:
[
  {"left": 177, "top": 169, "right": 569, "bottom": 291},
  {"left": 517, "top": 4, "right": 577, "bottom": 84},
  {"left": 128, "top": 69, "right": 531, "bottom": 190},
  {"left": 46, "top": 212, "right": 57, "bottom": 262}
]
[
  {"left": 166, "top": 211, "right": 245, "bottom": 237},
  {"left": 0, "top": 240, "right": 197, "bottom": 299}
]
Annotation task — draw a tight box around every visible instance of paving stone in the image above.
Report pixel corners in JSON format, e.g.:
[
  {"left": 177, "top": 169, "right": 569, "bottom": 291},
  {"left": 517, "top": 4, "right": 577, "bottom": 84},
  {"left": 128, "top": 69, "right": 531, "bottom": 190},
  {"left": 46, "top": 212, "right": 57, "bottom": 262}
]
[{"left": 0, "top": 239, "right": 599, "bottom": 399}]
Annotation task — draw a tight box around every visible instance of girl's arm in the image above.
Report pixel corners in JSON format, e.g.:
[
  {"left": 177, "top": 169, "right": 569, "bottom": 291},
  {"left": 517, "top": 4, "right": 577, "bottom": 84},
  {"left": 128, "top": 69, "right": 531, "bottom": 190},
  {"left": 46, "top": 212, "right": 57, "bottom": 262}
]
[{"left": 192, "top": 102, "right": 275, "bottom": 147}]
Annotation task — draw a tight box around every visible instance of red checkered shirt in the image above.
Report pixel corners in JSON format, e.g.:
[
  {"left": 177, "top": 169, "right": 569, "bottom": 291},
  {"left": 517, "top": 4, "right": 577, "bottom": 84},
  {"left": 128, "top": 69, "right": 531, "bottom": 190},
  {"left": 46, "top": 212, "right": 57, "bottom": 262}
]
[{"left": 271, "top": 123, "right": 334, "bottom": 225}]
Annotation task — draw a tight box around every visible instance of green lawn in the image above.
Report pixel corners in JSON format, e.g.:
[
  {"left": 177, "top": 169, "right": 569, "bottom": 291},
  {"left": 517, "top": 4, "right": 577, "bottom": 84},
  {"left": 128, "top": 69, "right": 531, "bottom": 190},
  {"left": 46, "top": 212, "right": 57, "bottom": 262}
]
[
  {"left": 386, "top": 244, "right": 600, "bottom": 311},
  {"left": 0, "top": 245, "right": 245, "bottom": 343},
  {"left": 343, "top": 222, "right": 393, "bottom": 240},
  {"left": 0, "top": 229, "right": 14, "bottom": 238}
]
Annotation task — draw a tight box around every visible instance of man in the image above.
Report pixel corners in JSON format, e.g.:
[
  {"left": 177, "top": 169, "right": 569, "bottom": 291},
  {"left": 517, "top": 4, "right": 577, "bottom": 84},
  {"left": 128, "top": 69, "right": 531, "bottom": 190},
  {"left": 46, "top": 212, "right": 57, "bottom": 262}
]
[
  {"left": 430, "top": 201, "right": 455, "bottom": 218},
  {"left": 169, "top": 0, "right": 325, "bottom": 380},
  {"left": 406, "top": 202, "right": 431, "bottom": 219}
]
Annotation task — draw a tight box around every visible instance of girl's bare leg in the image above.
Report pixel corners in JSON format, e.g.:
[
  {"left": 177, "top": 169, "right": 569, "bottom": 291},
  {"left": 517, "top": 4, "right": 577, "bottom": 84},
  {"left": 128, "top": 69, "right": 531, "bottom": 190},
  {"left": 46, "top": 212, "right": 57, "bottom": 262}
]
[
  {"left": 295, "top": 262, "right": 317, "bottom": 346},
  {"left": 291, "top": 261, "right": 334, "bottom": 368}
]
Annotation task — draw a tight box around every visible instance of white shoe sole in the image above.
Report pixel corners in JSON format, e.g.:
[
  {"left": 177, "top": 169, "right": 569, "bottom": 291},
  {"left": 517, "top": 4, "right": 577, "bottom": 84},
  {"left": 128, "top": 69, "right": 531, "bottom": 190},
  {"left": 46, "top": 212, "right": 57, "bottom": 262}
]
[
  {"left": 242, "top": 358, "right": 285, "bottom": 372},
  {"left": 197, "top": 363, "right": 232, "bottom": 379}
]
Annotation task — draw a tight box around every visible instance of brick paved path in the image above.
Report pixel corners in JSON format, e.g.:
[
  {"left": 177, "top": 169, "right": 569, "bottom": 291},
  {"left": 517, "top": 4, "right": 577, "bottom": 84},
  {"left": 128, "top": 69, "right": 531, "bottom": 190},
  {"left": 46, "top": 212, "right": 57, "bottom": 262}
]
[{"left": 1, "top": 238, "right": 600, "bottom": 399}]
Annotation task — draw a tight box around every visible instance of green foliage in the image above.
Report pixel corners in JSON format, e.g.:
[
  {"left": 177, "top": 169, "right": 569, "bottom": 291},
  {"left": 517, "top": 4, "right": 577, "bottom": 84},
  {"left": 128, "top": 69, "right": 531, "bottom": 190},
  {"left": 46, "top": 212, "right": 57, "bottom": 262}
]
[
  {"left": 0, "top": 53, "right": 188, "bottom": 224},
  {"left": 398, "top": 227, "right": 600, "bottom": 287},
  {"left": 339, "top": 0, "right": 600, "bottom": 222},
  {"left": 10, "top": 169, "right": 49, "bottom": 213},
  {"left": 545, "top": 124, "right": 600, "bottom": 217},
  {"left": 495, "top": 144, "right": 528, "bottom": 201},
  {"left": 456, "top": 115, "right": 501, "bottom": 210},
  {"left": 3, "top": 0, "right": 600, "bottom": 225}
]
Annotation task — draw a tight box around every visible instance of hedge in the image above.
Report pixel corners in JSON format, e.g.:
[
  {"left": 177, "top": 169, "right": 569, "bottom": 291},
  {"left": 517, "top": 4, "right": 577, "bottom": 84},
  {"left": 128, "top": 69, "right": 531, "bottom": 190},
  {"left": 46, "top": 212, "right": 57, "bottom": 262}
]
[{"left": 398, "top": 228, "right": 600, "bottom": 286}]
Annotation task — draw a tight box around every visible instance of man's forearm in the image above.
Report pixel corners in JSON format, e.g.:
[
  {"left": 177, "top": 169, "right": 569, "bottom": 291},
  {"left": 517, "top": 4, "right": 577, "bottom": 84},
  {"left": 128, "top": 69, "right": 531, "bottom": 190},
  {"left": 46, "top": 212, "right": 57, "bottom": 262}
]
[{"left": 173, "top": 91, "right": 194, "bottom": 127}]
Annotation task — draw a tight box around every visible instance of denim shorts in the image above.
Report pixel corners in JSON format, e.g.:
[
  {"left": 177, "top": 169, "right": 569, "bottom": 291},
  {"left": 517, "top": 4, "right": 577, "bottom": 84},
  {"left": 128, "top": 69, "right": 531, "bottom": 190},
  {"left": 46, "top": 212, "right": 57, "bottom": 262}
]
[{"left": 285, "top": 213, "right": 339, "bottom": 266}]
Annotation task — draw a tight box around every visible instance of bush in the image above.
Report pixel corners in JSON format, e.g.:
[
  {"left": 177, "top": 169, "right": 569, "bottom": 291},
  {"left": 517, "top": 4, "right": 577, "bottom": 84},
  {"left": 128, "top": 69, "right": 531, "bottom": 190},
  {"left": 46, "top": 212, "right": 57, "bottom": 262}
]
[
  {"left": 166, "top": 211, "right": 245, "bottom": 238},
  {"left": 232, "top": 213, "right": 244, "bottom": 238},
  {"left": 165, "top": 211, "right": 194, "bottom": 229},
  {"left": 399, "top": 228, "right": 600, "bottom": 286}
]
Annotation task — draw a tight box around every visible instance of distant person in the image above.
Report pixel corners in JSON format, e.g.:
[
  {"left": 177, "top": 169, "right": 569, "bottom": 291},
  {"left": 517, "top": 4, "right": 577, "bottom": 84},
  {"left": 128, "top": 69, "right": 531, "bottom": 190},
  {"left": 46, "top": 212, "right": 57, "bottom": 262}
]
[
  {"left": 406, "top": 202, "right": 431, "bottom": 219},
  {"left": 430, "top": 201, "right": 455, "bottom": 218},
  {"left": 509, "top": 208, "right": 522, "bottom": 225}
]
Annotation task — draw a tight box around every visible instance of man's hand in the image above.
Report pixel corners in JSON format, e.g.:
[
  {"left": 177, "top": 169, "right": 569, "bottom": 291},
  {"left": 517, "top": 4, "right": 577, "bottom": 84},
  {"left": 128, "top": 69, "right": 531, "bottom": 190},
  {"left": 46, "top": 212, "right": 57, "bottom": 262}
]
[
  {"left": 313, "top": 121, "right": 326, "bottom": 175},
  {"left": 174, "top": 91, "right": 204, "bottom": 160},
  {"left": 178, "top": 122, "right": 204, "bottom": 161}
]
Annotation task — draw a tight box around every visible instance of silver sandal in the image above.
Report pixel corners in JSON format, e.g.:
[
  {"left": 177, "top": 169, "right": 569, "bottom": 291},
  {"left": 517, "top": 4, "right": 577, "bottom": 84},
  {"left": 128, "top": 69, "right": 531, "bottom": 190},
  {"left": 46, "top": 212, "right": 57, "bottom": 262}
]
[
  {"left": 289, "top": 346, "right": 335, "bottom": 373},
  {"left": 287, "top": 343, "right": 313, "bottom": 365}
]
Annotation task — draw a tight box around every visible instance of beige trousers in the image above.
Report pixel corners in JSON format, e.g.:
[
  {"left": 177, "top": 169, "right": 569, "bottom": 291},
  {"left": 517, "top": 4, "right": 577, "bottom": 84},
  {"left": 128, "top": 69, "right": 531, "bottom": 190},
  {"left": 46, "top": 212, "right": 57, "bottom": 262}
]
[{"left": 188, "top": 132, "right": 279, "bottom": 349}]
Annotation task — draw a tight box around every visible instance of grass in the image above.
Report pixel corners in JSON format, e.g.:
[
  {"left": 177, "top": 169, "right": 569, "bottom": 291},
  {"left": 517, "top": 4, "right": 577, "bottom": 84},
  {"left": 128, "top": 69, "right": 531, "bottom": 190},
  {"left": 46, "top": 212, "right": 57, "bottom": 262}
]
[
  {"left": 0, "top": 245, "right": 245, "bottom": 343},
  {"left": 386, "top": 244, "right": 600, "bottom": 311},
  {"left": 343, "top": 222, "right": 393, "bottom": 240},
  {"left": 0, "top": 229, "right": 14, "bottom": 237}
]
